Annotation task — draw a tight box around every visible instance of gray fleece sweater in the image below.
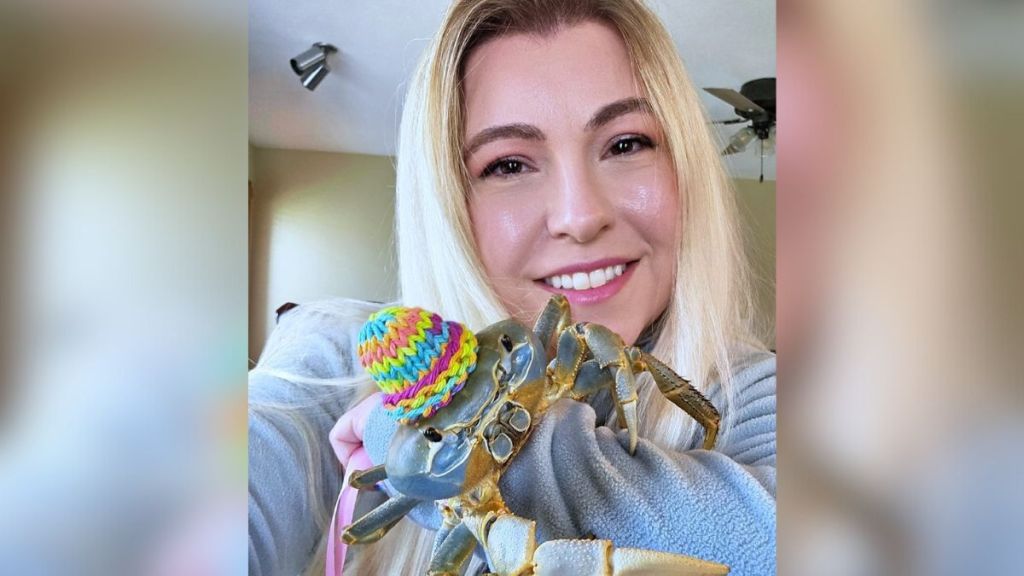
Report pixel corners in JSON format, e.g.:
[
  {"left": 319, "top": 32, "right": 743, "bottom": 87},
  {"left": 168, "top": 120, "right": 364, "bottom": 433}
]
[{"left": 248, "top": 299, "right": 776, "bottom": 575}]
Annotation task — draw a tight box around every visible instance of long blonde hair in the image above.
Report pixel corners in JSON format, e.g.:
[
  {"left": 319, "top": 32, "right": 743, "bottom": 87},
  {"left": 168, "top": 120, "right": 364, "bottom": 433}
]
[{"left": 315, "top": 1, "right": 762, "bottom": 573}]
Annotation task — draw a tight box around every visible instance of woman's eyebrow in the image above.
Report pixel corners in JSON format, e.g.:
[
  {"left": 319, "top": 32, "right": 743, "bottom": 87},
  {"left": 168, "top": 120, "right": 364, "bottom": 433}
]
[
  {"left": 585, "top": 97, "right": 654, "bottom": 131},
  {"left": 464, "top": 123, "right": 545, "bottom": 156},
  {"left": 463, "top": 97, "right": 651, "bottom": 156}
]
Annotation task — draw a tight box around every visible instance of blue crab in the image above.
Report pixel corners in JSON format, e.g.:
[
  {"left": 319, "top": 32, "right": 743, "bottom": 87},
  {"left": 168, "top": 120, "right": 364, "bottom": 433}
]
[{"left": 343, "top": 295, "right": 726, "bottom": 575}]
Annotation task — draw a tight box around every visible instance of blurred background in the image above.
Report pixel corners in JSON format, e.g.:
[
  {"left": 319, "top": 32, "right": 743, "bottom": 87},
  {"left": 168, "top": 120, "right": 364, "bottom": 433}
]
[
  {"left": 777, "top": 0, "right": 1024, "bottom": 574},
  {"left": 0, "top": 1, "right": 248, "bottom": 574},
  {"left": 0, "top": 0, "right": 1020, "bottom": 574}
]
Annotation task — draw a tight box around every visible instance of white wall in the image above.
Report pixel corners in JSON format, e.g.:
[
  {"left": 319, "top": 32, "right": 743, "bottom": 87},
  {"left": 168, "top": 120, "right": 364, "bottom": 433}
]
[{"left": 249, "top": 148, "right": 398, "bottom": 362}]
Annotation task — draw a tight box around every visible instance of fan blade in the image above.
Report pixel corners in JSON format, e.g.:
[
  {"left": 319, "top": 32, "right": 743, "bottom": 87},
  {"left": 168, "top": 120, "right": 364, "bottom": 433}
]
[
  {"left": 704, "top": 88, "right": 766, "bottom": 115},
  {"left": 711, "top": 118, "right": 748, "bottom": 125}
]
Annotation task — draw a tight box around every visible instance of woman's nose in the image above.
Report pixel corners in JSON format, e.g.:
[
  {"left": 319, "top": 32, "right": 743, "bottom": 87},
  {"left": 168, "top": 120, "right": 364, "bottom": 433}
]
[{"left": 545, "top": 164, "right": 614, "bottom": 244}]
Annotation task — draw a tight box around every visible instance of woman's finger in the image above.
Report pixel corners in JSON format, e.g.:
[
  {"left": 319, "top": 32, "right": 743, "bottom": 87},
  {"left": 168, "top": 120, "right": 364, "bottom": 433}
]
[{"left": 329, "top": 393, "right": 382, "bottom": 468}]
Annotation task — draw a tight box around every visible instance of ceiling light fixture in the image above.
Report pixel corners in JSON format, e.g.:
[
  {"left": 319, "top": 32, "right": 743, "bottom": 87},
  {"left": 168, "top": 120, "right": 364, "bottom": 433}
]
[
  {"left": 290, "top": 42, "right": 337, "bottom": 91},
  {"left": 723, "top": 126, "right": 757, "bottom": 155}
]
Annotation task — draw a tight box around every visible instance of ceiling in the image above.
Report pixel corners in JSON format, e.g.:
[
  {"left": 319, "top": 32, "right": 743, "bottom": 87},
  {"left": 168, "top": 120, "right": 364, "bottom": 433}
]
[{"left": 249, "top": 0, "right": 775, "bottom": 181}]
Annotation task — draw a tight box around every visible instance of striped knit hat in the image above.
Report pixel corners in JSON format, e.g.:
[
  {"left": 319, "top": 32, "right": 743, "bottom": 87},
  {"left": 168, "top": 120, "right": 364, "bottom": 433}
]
[{"left": 357, "top": 306, "right": 478, "bottom": 424}]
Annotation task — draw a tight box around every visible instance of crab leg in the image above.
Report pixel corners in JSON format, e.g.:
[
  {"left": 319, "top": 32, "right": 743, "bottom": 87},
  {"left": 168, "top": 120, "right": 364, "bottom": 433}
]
[
  {"left": 546, "top": 325, "right": 586, "bottom": 395},
  {"left": 579, "top": 324, "right": 641, "bottom": 454},
  {"left": 463, "top": 511, "right": 537, "bottom": 575},
  {"left": 341, "top": 493, "right": 421, "bottom": 544},
  {"left": 545, "top": 323, "right": 643, "bottom": 454},
  {"left": 610, "top": 365, "right": 640, "bottom": 454},
  {"left": 533, "top": 295, "right": 573, "bottom": 356},
  {"left": 349, "top": 464, "right": 388, "bottom": 489},
  {"left": 638, "top": 352, "right": 720, "bottom": 450},
  {"left": 566, "top": 359, "right": 611, "bottom": 398},
  {"left": 427, "top": 522, "right": 477, "bottom": 576}
]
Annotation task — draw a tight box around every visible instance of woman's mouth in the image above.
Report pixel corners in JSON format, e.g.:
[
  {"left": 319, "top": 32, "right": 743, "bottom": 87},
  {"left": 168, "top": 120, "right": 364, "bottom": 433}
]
[
  {"left": 535, "top": 260, "right": 638, "bottom": 305},
  {"left": 541, "top": 263, "right": 626, "bottom": 290}
]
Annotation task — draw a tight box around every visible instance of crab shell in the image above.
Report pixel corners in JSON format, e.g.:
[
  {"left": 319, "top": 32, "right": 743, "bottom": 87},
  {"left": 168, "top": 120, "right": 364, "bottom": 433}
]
[{"left": 385, "top": 319, "right": 547, "bottom": 501}]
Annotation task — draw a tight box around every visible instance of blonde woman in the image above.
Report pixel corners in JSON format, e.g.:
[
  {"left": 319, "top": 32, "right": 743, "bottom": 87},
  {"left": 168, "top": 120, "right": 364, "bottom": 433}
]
[{"left": 249, "top": 1, "right": 775, "bottom": 575}]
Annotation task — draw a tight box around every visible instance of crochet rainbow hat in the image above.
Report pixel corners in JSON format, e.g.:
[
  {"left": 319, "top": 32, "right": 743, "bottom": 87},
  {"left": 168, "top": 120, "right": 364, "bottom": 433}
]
[{"left": 357, "top": 306, "right": 478, "bottom": 424}]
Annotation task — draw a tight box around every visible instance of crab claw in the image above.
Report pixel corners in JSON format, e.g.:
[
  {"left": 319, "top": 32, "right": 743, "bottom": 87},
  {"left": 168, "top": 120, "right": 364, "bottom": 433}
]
[
  {"left": 533, "top": 539, "right": 729, "bottom": 575},
  {"left": 466, "top": 512, "right": 728, "bottom": 576}
]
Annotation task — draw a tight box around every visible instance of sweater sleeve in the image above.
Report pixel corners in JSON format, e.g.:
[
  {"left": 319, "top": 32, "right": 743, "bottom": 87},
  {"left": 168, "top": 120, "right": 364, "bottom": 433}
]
[
  {"left": 362, "top": 352, "right": 776, "bottom": 576},
  {"left": 247, "top": 300, "right": 375, "bottom": 576},
  {"left": 248, "top": 392, "right": 345, "bottom": 576}
]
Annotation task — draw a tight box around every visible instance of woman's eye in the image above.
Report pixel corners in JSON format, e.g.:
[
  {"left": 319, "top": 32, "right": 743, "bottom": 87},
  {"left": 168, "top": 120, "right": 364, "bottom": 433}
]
[
  {"left": 607, "top": 135, "right": 655, "bottom": 157},
  {"left": 481, "top": 158, "right": 529, "bottom": 178}
]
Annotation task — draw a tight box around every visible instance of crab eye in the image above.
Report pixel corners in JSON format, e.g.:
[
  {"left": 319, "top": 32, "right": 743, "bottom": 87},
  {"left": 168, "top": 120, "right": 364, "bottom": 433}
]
[
  {"left": 500, "top": 334, "right": 513, "bottom": 352},
  {"left": 423, "top": 427, "right": 442, "bottom": 442}
]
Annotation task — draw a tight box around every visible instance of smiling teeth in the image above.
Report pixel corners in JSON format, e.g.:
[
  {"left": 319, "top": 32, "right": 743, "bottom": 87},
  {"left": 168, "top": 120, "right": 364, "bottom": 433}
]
[{"left": 545, "top": 264, "right": 626, "bottom": 291}]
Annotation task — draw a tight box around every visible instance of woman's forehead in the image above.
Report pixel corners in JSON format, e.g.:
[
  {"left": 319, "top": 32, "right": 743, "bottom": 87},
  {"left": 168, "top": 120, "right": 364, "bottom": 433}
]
[{"left": 461, "top": 21, "right": 642, "bottom": 134}]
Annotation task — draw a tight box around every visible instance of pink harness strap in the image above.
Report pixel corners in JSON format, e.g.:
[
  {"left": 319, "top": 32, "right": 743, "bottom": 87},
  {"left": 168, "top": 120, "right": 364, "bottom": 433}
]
[{"left": 326, "top": 447, "right": 372, "bottom": 576}]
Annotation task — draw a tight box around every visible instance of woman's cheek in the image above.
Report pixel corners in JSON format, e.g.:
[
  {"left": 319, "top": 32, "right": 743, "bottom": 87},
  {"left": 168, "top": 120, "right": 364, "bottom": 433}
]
[
  {"left": 623, "top": 179, "right": 677, "bottom": 230},
  {"left": 621, "top": 182, "right": 656, "bottom": 215},
  {"left": 470, "top": 198, "right": 533, "bottom": 270},
  {"left": 607, "top": 156, "right": 674, "bottom": 213}
]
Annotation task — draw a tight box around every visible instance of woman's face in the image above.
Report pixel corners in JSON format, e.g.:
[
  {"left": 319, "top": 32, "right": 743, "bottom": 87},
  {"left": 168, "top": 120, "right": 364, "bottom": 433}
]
[{"left": 463, "top": 21, "right": 680, "bottom": 346}]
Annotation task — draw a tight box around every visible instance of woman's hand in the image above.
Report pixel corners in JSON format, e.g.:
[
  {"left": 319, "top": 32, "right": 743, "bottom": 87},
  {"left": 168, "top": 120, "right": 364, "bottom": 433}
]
[
  {"left": 326, "top": 393, "right": 383, "bottom": 576},
  {"left": 329, "top": 392, "right": 382, "bottom": 469}
]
